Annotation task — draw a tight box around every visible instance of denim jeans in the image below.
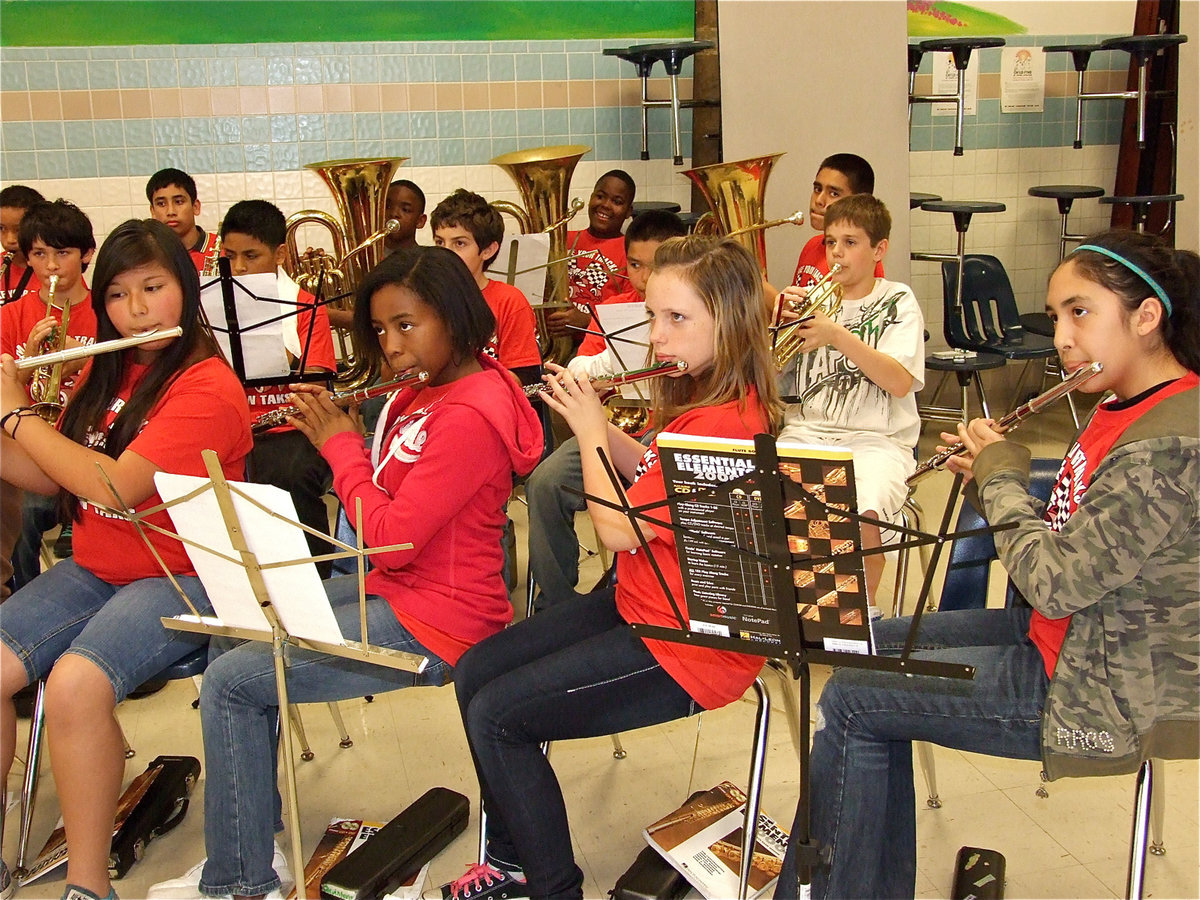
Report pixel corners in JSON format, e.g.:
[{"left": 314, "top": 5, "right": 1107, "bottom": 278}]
[
  {"left": 774, "top": 607, "right": 1047, "bottom": 900},
  {"left": 524, "top": 435, "right": 587, "bottom": 608},
  {"left": 197, "top": 576, "right": 450, "bottom": 898},
  {"left": 0, "top": 558, "right": 211, "bottom": 702},
  {"left": 454, "top": 588, "right": 699, "bottom": 900}
]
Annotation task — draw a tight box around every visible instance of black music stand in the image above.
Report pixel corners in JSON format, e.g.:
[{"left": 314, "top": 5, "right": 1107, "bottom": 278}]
[
  {"left": 201, "top": 257, "right": 331, "bottom": 389},
  {"left": 576, "top": 432, "right": 1008, "bottom": 898}
]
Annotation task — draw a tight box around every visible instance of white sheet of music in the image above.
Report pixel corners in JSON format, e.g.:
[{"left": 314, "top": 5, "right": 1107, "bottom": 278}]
[
  {"left": 497, "top": 232, "right": 552, "bottom": 305},
  {"left": 154, "top": 472, "right": 344, "bottom": 645},
  {"left": 595, "top": 301, "right": 651, "bottom": 399},
  {"left": 199, "top": 271, "right": 291, "bottom": 380}
]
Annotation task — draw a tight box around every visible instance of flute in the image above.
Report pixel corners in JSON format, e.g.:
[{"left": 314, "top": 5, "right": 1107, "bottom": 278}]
[
  {"left": 907, "top": 361, "right": 1103, "bottom": 484},
  {"left": 251, "top": 369, "right": 430, "bottom": 433},
  {"left": 523, "top": 359, "right": 688, "bottom": 399},
  {"left": 14, "top": 327, "right": 184, "bottom": 371}
]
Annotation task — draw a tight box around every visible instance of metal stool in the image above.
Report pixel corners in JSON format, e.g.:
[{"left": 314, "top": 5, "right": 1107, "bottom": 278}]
[
  {"left": 1045, "top": 34, "right": 1188, "bottom": 149},
  {"left": 631, "top": 201, "right": 682, "bottom": 217},
  {"left": 909, "top": 37, "right": 1006, "bottom": 155},
  {"left": 921, "top": 350, "right": 1006, "bottom": 425},
  {"left": 909, "top": 192, "right": 942, "bottom": 210},
  {"left": 1028, "top": 184, "right": 1106, "bottom": 260},
  {"left": 1100, "top": 193, "right": 1185, "bottom": 234},
  {"left": 912, "top": 199, "right": 1006, "bottom": 311},
  {"left": 603, "top": 41, "right": 717, "bottom": 164}
]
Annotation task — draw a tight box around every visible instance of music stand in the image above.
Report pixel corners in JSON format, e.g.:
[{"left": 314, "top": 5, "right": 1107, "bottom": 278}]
[
  {"left": 96, "top": 450, "right": 426, "bottom": 900},
  {"left": 578, "top": 433, "right": 1007, "bottom": 898}
]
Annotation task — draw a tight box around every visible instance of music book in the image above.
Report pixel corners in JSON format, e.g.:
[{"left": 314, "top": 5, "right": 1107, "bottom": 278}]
[
  {"left": 656, "top": 432, "right": 873, "bottom": 656},
  {"left": 642, "top": 781, "right": 789, "bottom": 900},
  {"left": 286, "top": 819, "right": 428, "bottom": 900}
]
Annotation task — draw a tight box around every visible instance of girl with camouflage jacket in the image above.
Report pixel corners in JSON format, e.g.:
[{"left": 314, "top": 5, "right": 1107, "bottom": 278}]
[{"left": 776, "top": 228, "right": 1199, "bottom": 900}]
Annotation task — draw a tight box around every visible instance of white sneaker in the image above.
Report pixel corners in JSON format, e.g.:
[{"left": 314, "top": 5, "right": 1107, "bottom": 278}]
[{"left": 146, "top": 843, "right": 293, "bottom": 899}]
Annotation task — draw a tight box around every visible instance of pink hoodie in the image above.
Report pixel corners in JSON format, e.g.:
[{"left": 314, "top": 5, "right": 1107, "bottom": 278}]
[{"left": 320, "top": 354, "right": 543, "bottom": 664}]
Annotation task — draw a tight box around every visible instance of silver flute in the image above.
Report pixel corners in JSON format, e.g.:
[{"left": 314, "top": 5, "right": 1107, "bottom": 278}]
[{"left": 251, "top": 369, "right": 430, "bottom": 433}]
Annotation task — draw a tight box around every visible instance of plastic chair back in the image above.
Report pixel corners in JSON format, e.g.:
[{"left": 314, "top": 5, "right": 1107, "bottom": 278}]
[
  {"left": 937, "top": 458, "right": 1060, "bottom": 611},
  {"left": 942, "top": 255, "right": 1056, "bottom": 359}
]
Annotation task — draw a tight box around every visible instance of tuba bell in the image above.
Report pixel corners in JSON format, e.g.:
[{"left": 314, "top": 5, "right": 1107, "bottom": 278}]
[
  {"left": 284, "top": 157, "right": 406, "bottom": 390},
  {"left": 489, "top": 144, "right": 588, "bottom": 366},
  {"left": 681, "top": 153, "right": 791, "bottom": 272}
]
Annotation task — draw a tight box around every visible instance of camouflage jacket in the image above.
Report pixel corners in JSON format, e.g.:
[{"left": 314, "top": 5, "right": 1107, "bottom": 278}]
[{"left": 972, "top": 385, "right": 1199, "bottom": 781}]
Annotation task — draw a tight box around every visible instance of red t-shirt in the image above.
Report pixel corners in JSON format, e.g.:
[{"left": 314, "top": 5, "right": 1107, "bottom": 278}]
[
  {"left": 791, "top": 233, "right": 885, "bottom": 287},
  {"left": 1, "top": 260, "right": 40, "bottom": 304},
  {"left": 1028, "top": 371, "right": 1200, "bottom": 676},
  {"left": 244, "top": 288, "right": 337, "bottom": 434},
  {"left": 566, "top": 229, "right": 627, "bottom": 314},
  {"left": 72, "top": 355, "right": 253, "bottom": 584},
  {"left": 577, "top": 287, "right": 642, "bottom": 358},
  {"left": 1, "top": 288, "right": 98, "bottom": 404},
  {"left": 189, "top": 230, "right": 221, "bottom": 274},
  {"left": 616, "top": 389, "right": 771, "bottom": 709},
  {"left": 480, "top": 279, "right": 542, "bottom": 369}
]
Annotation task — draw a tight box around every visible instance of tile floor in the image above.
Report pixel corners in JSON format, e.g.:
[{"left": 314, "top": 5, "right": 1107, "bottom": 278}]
[{"left": 4, "top": 398, "right": 1198, "bottom": 900}]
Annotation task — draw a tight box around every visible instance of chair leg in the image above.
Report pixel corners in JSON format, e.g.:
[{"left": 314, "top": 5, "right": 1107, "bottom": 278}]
[
  {"left": 327, "top": 701, "right": 353, "bottom": 749},
  {"left": 122, "top": 724, "right": 134, "bottom": 759},
  {"left": 1126, "top": 759, "right": 1153, "bottom": 900},
  {"left": 15, "top": 682, "right": 47, "bottom": 876},
  {"left": 289, "top": 706, "right": 314, "bottom": 762},
  {"left": 686, "top": 713, "right": 705, "bottom": 799},
  {"left": 764, "top": 660, "right": 803, "bottom": 764},
  {"left": 610, "top": 733, "right": 626, "bottom": 760},
  {"left": 972, "top": 371, "right": 992, "bottom": 419},
  {"left": 738, "top": 678, "right": 770, "bottom": 900},
  {"left": 1149, "top": 759, "right": 1165, "bottom": 856},
  {"left": 916, "top": 741, "right": 941, "bottom": 809}
]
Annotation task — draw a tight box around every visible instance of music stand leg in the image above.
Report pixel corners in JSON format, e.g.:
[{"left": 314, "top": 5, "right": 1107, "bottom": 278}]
[
  {"left": 272, "top": 626, "right": 307, "bottom": 900},
  {"left": 739, "top": 678, "right": 770, "bottom": 900}
]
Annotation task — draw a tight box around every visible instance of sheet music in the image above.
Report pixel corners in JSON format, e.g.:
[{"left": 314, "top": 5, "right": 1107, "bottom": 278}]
[
  {"left": 594, "top": 301, "right": 650, "bottom": 398},
  {"left": 497, "top": 232, "right": 553, "bottom": 305},
  {"left": 154, "top": 472, "right": 345, "bottom": 644},
  {"left": 200, "top": 271, "right": 291, "bottom": 380}
]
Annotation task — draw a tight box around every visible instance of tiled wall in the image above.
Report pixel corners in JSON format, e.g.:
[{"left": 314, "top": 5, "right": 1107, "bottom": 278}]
[{"left": 0, "top": 39, "right": 699, "bottom": 244}]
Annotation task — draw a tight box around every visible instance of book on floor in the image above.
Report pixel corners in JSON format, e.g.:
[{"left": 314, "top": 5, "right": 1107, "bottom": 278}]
[{"left": 642, "top": 781, "right": 789, "bottom": 899}]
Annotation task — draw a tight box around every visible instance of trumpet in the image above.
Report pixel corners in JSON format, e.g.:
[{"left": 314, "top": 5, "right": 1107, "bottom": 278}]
[
  {"left": 28, "top": 275, "right": 68, "bottom": 423},
  {"left": 524, "top": 359, "right": 688, "bottom": 400},
  {"left": 14, "top": 327, "right": 184, "bottom": 374},
  {"left": 251, "top": 368, "right": 430, "bottom": 433},
  {"left": 771, "top": 264, "right": 844, "bottom": 370},
  {"left": 907, "top": 361, "right": 1103, "bottom": 484}
]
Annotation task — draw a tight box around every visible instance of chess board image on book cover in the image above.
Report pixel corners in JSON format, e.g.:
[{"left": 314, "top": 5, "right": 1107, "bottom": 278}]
[{"left": 656, "top": 432, "right": 872, "bottom": 656}]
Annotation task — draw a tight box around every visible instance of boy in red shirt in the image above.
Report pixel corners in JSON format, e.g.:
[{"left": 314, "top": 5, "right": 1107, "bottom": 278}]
[
  {"left": 1, "top": 185, "right": 45, "bottom": 305},
  {"left": 547, "top": 170, "right": 636, "bottom": 351},
  {"left": 431, "top": 188, "right": 542, "bottom": 386},
  {"left": 147, "top": 167, "right": 220, "bottom": 273},
  {"left": 219, "top": 200, "right": 338, "bottom": 575}
]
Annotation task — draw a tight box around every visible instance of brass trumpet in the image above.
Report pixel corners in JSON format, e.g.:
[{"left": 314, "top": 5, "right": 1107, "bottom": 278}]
[
  {"left": 28, "top": 275, "right": 68, "bottom": 423},
  {"left": 907, "top": 361, "right": 1103, "bottom": 484},
  {"left": 15, "top": 328, "right": 184, "bottom": 373},
  {"left": 771, "top": 264, "right": 844, "bottom": 370},
  {"left": 251, "top": 368, "right": 430, "bottom": 433}
]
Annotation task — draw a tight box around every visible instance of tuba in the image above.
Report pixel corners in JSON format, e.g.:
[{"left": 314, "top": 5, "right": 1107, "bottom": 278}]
[
  {"left": 489, "top": 144, "right": 588, "bottom": 366},
  {"left": 681, "top": 153, "right": 792, "bottom": 272},
  {"left": 284, "top": 157, "right": 406, "bottom": 390}
]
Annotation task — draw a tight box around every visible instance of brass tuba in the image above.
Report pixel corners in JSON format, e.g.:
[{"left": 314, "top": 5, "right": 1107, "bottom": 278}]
[
  {"left": 284, "top": 157, "right": 406, "bottom": 390},
  {"left": 681, "top": 153, "right": 795, "bottom": 272},
  {"left": 489, "top": 144, "right": 589, "bottom": 366}
]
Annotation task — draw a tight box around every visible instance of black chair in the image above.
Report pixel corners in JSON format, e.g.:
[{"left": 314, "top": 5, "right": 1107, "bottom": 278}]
[{"left": 941, "top": 255, "right": 1067, "bottom": 417}]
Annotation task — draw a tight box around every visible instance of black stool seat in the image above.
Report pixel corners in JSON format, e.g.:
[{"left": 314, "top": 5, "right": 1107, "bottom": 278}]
[
  {"left": 157, "top": 646, "right": 209, "bottom": 680},
  {"left": 1100, "top": 193, "right": 1185, "bottom": 206},
  {"left": 631, "top": 201, "right": 682, "bottom": 217},
  {"left": 1100, "top": 34, "right": 1188, "bottom": 59},
  {"left": 922, "top": 200, "right": 1005, "bottom": 233},
  {"left": 1019, "top": 312, "right": 1055, "bottom": 338},
  {"left": 1029, "top": 184, "right": 1105, "bottom": 215},
  {"left": 918, "top": 36, "right": 1006, "bottom": 68},
  {"left": 908, "top": 43, "right": 925, "bottom": 73},
  {"left": 1043, "top": 43, "right": 1101, "bottom": 70},
  {"left": 910, "top": 192, "right": 942, "bottom": 210},
  {"left": 678, "top": 210, "right": 706, "bottom": 231},
  {"left": 604, "top": 40, "right": 714, "bottom": 76}
]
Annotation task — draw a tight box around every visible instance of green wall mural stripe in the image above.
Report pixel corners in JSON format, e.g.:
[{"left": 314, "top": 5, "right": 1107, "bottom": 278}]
[{"left": 0, "top": 1, "right": 693, "bottom": 47}]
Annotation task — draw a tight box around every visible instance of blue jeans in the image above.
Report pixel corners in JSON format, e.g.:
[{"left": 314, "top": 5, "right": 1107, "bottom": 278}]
[
  {"left": 455, "top": 589, "right": 700, "bottom": 900},
  {"left": 197, "top": 576, "right": 451, "bottom": 898},
  {"left": 774, "top": 608, "right": 1047, "bottom": 900},
  {"left": 0, "top": 558, "right": 211, "bottom": 701},
  {"left": 12, "top": 490, "right": 60, "bottom": 591},
  {"left": 524, "top": 435, "right": 587, "bottom": 607}
]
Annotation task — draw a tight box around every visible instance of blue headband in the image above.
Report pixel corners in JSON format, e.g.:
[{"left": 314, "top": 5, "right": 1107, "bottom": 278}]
[{"left": 1072, "top": 243, "right": 1173, "bottom": 317}]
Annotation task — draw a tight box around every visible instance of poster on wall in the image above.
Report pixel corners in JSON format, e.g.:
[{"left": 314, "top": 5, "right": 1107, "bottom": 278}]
[
  {"left": 932, "top": 51, "right": 978, "bottom": 116},
  {"left": 1000, "top": 46, "right": 1045, "bottom": 112}
]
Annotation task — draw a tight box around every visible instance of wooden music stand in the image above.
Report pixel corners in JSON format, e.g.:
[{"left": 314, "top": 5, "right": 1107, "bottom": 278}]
[
  {"left": 98, "top": 449, "right": 426, "bottom": 900},
  {"left": 576, "top": 433, "right": 1006, "bottom": 898}
]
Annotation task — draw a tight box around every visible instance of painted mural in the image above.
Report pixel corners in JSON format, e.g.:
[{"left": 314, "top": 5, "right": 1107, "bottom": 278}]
[{"left": 908, "top": 1, "right": 1026, "bottom": 36}]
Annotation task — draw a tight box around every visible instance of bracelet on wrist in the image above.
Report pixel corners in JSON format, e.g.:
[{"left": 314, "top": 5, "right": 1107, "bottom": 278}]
[{"left": 1, "top": 406, "right": 36, "bottom": 438}]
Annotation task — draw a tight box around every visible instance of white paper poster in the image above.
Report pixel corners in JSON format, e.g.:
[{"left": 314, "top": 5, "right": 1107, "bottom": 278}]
[
  {"left": 932, "top": 51, "right": 979, "bottom": 116},
  {"left": 1001, "top": 46, "right": 1045, "bottom": 113}
]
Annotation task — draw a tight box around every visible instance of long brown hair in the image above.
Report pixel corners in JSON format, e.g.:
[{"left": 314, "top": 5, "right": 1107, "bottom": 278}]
[{"left": 647, "top": 235, "right": 782, "bottom": 431}]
